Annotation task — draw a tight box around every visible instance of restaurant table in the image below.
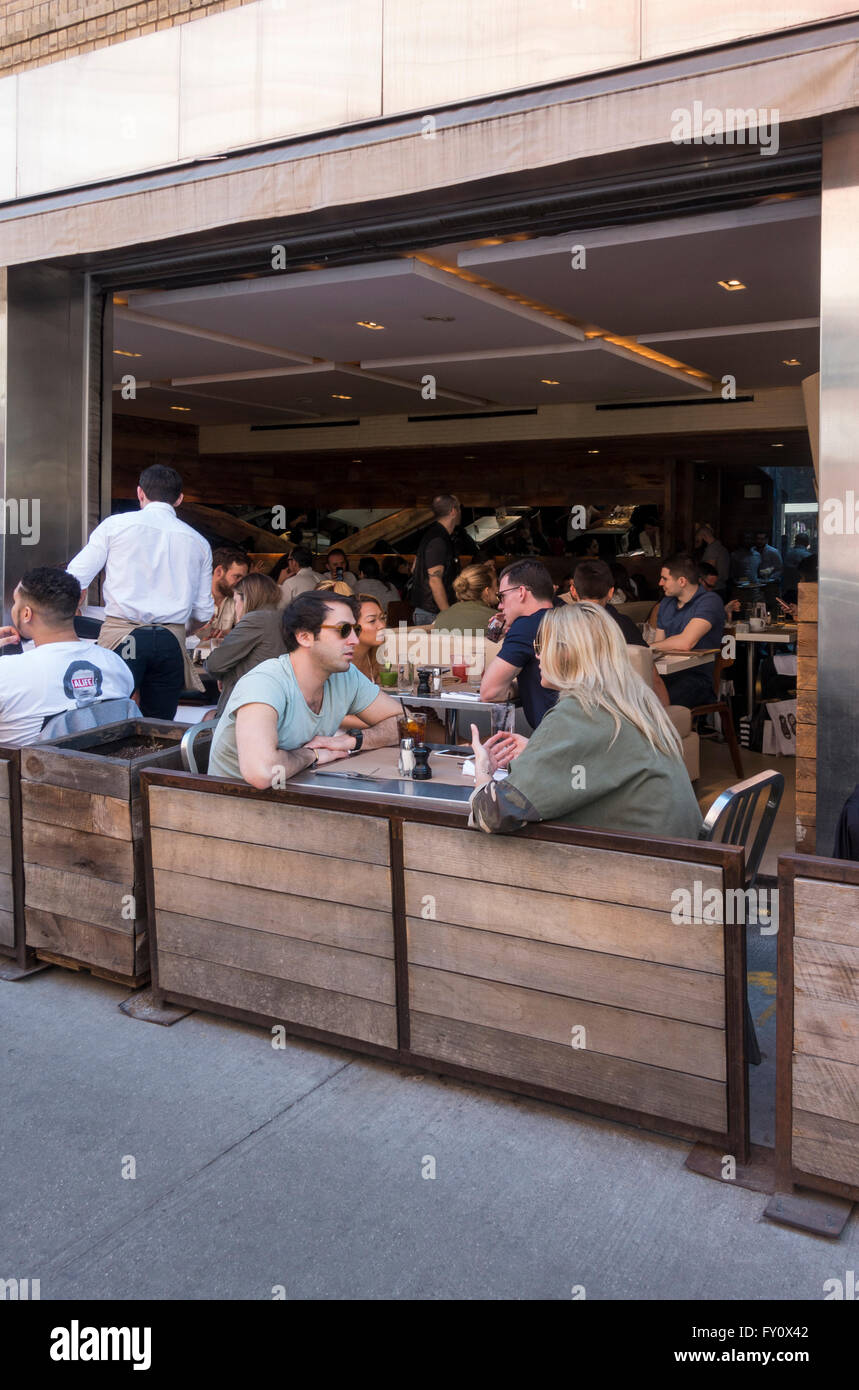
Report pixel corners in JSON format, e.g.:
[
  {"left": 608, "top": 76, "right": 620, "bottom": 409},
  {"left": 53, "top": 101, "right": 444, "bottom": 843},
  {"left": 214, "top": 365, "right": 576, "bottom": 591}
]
[
  {"left": 387, "top": 687, "right": 507, "bottom": 742},
  {"left": 290, "top": 742, "right": 476, "bottom": 811},
  {"left": 731, "top": 625, "right": 797, "bottom": 718},
  {"left": 653, "top": 651, "right": 716, "bottom": 677}
]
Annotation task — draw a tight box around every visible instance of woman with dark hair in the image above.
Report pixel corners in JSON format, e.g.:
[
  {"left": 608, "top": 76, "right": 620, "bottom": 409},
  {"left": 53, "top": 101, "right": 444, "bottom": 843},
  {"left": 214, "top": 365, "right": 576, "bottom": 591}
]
[{"left": 205, "top": 573, "right": 286, "bottom": 716}]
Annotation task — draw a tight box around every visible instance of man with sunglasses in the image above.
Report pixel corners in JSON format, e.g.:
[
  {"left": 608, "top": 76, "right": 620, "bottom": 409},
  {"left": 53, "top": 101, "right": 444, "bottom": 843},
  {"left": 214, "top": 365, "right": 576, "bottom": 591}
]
[
  {"left": 479, "top": 559, "right": 558, "bottom": 730},
  {"left": 208, "top": 592, "right": 400, "bottom": 785}
]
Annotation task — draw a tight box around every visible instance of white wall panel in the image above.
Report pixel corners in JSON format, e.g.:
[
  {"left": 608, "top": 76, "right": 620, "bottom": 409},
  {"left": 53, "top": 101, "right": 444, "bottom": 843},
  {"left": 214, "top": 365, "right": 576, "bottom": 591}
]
[
  {"left": 382, "top": 0, "right": 640, "bottom": 112},
  {"left": 0, "top": 77, "right": 16, "bottom": 204},
  {"left": 180, "top": 7, "right": 262, "bottom": 158},
  {"left": 643, "top": 2, "right": 854, "bottom": 61},
  {"left": 17, "top": 30, "right": 180, "bottom": 199}
]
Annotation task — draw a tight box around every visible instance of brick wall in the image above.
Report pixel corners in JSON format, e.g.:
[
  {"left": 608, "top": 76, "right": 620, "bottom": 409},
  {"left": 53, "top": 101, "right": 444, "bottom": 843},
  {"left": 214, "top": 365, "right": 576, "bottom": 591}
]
[{"left": 0, "top": 0, "right": 259, "bottom": 76}]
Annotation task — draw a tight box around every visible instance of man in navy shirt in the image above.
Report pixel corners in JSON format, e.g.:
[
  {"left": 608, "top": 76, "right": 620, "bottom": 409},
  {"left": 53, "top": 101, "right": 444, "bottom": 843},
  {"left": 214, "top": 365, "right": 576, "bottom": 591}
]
[
  {"left": 651, "top": 554, "right": 725, "bottom": 708},
  {"left": 479, "top": 559, "right": 557, "bottom": 730}
]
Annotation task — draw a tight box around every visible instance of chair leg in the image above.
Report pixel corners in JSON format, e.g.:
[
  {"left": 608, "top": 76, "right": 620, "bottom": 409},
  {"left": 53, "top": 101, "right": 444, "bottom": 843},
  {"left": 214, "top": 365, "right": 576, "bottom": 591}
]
[{"left": 720, "top": 701, "right": 745, "bottom": 779}]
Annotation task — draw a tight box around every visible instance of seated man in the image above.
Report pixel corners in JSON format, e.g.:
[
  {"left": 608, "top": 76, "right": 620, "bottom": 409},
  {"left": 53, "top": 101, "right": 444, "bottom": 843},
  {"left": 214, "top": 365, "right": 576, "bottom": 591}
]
[
  {"left": 569, "top": 558, "right": 672, "bottom": 707},
  {"left": 207, "top": 592, "right": 400, "bottom": 787},
  {"left": 322, "top": 548, "right": 358, "bottom": 593},
  {"left": 194, "top": 546, "right": 250, "bottom": 642},
  {"left": 650, "top": 554, "right": 725, "bottom": 708},
  {"left": 277, "top": 545, "right": 320, "bottom": 605},
  {"left": 0, "top": 567, "right": 134, "bottom": 746},
  {"left": 479, "top": 560, "right": 557, "bottom": 731}
]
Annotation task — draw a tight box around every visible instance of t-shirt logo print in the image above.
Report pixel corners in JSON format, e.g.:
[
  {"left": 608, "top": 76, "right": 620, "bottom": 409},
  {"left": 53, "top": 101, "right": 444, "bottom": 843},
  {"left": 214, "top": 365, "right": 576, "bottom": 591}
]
[{"left": 63, "top": 660, "right": 104, "bottom": 706}]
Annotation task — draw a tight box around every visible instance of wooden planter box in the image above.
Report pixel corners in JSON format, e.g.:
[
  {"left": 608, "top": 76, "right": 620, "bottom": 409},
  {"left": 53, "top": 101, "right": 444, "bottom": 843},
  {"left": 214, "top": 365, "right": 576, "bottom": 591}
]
[
  {"left": 20, "top": 720, "right": 186, "bottom": 986},
  {"left": 0, "top": 748, "right": 27, "bottom": 969}
]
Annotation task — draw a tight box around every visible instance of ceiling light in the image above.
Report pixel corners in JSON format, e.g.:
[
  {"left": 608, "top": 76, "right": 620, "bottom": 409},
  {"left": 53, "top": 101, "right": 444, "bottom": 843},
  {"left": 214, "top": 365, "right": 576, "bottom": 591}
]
[
  {"left": 355, "top": 320, "right": 385, "bottom": 330},
  {"left": 331, "top": 393, "right": 352, "bottom": 400},
  {"left": 170, "top": 405, "right": 191, "bottom": 412},
  {"left": 782, "top": 358, "right": 801, "bottom": 366},
  {"left": 771, "top": 443, "right": 784, "bottom": 448},
  {"left": 422, "top": 315, "right": 455, "bottom": 322},
  {"left": 588, "top": 449, "right": 599, "bottom": 455},
  {"left": 540, "top": 378, "right": 560, "bottom": 385},
  {"left": 464, "top": 455, "right": 476, "bottom": 460},
  {"left": 718, "top": 279, "right": 746, "bottom": 291},
  {"left": 114, "top": 348, "right": 142, "bottom": 358},
  {"left": 351, "top": 457, "right": 362, "bottom": 462}
]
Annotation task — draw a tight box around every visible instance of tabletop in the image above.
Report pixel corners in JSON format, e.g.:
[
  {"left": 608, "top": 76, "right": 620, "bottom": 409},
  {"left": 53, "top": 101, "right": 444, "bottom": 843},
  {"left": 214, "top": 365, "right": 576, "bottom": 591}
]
[{"left": 290, "top": 742, "right": 476, "bottom": 809}]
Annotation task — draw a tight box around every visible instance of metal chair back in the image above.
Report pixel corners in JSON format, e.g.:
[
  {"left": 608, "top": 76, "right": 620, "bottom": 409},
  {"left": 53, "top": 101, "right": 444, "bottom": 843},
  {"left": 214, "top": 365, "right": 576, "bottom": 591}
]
[
  {"left": 699, "top": 770, "right": 784, "bottom": 888},
  {"left": 180, "top": 721, "right": 213, "bottom": 774}
]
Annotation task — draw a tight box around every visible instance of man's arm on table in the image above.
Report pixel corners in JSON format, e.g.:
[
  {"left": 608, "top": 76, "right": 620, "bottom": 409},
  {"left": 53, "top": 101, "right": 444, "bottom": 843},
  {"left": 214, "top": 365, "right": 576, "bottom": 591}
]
[
  {"left": 649, "top": 617, "right": 713, "bottom": 654},
  {"left": 307, "top": 692, "right": 401, "bottom": 753},
  {"left": 236, "top": 703, "right": 348, "bottom": 789},
  {"left": 479, "top": 655, "right": 519, "bottom": 702}
]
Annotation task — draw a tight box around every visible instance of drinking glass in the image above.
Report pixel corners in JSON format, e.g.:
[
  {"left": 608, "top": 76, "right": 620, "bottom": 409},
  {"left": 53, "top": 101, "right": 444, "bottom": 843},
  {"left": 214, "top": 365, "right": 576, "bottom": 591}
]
[
  {"left": 489, "top": 702, "right": 515, "bottom": 735},
  {"left": 397, "top": 711, "right": 427, "bottom": 742}
]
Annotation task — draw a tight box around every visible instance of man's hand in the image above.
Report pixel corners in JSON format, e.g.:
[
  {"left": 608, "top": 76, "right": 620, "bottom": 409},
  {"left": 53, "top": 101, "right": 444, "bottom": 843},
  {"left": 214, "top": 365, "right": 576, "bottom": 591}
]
[
  {"left": 484, "top": 731, "right": 528, "bottom": 768},
  {"left": 303, "top": 742, "right": 350, "bottom": 766},
  {"left": 307, "top": 732, "right": 356, "bottom": 753},
  {"left": 0, "top": 625, "right": 21, "bottom": 649}
]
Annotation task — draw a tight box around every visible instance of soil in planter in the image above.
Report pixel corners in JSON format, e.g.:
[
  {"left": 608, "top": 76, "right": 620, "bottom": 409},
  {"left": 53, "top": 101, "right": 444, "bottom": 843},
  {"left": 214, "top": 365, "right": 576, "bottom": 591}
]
[{"left": 93, "top": 738, "right": 176, "bottom": 760}]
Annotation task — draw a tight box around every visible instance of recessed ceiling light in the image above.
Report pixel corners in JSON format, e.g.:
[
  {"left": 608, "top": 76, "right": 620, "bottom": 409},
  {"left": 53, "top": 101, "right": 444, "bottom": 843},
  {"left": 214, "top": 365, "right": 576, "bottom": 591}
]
[
  {"left": 355, "top": 320, "right": 385, "bottom": 330},
  {"left": 352, "top": 457, "right": 362, "bottom": 462},
  {"left": 331, "top": 393, "right": 352, "bottom": 400},
  {"left": 718, "top": 279, "right": 747, "bottom": 291},
  {"left": 782, "top": 358, "right": 801, "bottom": 366},
  {"left": 422, "top": 315, "right": 455, "bottom": 322},
  {"left": 464, "top": 455, "right": 476, "bottom": 460},
  {"left": 588, "top": 449, "right": 599, "bottom": 455},
  {"left": 114, "top": 348, "right": 142, "bottom": 358},
  {"left": 771, "top": 443, "right": 784, "bottom": 448},
  {"left": 170, "top": 405, "right": 191, "bottom": 412},
  {"left": 540, "top": 378, "right": 560, "bottom": 385}
]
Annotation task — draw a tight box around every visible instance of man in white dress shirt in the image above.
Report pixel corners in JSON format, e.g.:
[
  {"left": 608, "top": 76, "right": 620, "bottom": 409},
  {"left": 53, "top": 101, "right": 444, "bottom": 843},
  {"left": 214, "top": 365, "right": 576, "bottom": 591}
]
[
  {"left": 0, "top": 568, "right": 134, "bottom": 746},
  {"left": 67, "top": 465, "right": 214, "bottom": 720}
]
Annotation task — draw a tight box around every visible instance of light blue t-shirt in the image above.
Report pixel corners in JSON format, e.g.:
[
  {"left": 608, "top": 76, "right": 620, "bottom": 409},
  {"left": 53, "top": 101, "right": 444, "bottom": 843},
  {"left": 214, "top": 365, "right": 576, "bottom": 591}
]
[{"left": 208, "top": 654, "right": 379, "bottom": 781}]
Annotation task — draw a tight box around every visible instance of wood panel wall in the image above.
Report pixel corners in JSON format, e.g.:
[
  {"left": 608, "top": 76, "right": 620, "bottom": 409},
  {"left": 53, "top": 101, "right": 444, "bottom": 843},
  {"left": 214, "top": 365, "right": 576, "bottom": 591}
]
[
  {"left": 402, "top": 822, "right": 730, "bottom": 1134},
  {"left": 146, "top": 785, "right": 398, "bottom": 1048},
  {"left": 779, "top": 858, "right": 859, "bottom": 1200},
  {"left": 795, "top": 582, "right": 818, "bottom": 853},
  {"left": 0, "top": 756, "right": 16, "bottom": 952}
]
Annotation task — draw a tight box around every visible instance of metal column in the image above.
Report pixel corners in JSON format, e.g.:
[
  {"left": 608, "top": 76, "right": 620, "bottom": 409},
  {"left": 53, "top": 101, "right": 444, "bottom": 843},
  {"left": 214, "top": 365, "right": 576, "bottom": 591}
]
[
  {"left": 0, "top": 264, "right": 103, "bottom": 617},
  {"left": 817, "top": 111, "right": 859, "bottom": 853}
]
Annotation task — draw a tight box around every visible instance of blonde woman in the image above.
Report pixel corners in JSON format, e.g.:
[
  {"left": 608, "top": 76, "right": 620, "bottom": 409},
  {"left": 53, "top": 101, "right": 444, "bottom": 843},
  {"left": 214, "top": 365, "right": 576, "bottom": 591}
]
[
  {"left": 469, "top": 601, "right": 702, "bottom": 837},
  {"left": 431, "top": 563, "right": 498, "bottom": 631},
  {"left": 315, "top": 578, "right": 356, "bottom": 599}
]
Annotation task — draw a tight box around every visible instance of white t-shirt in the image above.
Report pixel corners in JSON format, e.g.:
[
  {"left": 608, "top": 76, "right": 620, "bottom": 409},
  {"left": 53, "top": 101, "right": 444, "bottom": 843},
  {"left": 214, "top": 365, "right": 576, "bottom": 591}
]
[{"left": 0, "top": 640, "right": 134, "bottom": 747}]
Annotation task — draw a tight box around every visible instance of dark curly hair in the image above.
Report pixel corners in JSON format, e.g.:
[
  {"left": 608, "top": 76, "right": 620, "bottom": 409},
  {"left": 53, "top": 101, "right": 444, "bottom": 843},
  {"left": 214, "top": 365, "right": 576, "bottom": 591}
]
[
  {"left": 18, "top": 567, "right": 81, "bottom": 623},
  {"left": 281, "top": 591, "right": 358, "bottom": 653}
]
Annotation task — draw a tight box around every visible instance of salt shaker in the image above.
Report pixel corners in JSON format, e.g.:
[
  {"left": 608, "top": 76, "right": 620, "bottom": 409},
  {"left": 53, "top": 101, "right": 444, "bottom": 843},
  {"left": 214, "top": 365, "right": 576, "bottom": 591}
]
[{"left": 398, "top": 737, "right": 416, "bottom": 777}]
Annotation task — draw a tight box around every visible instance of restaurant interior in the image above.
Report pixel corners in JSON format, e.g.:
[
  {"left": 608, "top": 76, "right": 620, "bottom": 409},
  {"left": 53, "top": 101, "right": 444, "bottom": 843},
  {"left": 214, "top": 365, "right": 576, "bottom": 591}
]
[{"left": 108, "top": 191, "right": 820, "bottom": 888}]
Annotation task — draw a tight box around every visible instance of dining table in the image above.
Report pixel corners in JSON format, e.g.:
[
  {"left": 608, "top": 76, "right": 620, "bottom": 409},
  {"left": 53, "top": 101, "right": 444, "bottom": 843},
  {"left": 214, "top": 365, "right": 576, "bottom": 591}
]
[{"left": 729, "top": 624, "right": 797, "bottom": 718}]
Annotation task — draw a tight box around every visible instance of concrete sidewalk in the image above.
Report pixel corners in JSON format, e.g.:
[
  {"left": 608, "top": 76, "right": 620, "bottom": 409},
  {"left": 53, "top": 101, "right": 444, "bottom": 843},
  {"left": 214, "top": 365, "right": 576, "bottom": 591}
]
[{"left": 1, "top": 967, "right": 855, "bottom": 1301}]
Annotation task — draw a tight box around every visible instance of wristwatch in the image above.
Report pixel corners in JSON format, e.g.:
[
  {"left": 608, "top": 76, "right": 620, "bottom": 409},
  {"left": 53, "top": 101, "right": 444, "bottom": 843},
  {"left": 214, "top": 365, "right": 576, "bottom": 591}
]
[{"left": 350, "top": 730, "right": 364, "bottom": 754}]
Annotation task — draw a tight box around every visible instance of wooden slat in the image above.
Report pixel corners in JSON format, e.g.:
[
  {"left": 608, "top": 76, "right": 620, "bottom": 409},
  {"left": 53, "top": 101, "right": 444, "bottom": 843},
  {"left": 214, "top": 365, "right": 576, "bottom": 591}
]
[
  {"left": 404, "top": 869, "right": 724, "bottom": 972},
  {"left": 795, "top": 811, "right": 816, "bottom": 854},
  {"left": 0, "top": 801, "right": 11, "bottom": 836},
  {"left": 796, "top": 694, "right": 816, "bottom": 727},
  {"left": 796, "top": 724, "right": 816, "bottom": 760},
  {"left": 21, "top": 781, "right": 132, "bottom": 840},
  {"left": 796, "top": 625, "right": 817, "bottom": 657},
  {"left": 0, "top": 907, "right": 14, "bottom": 947},
  {"left": 795, "top": 996, "right": 859, "bottom": 1067},
  {"left": 795, "top": 757, "right": 816, "bottom": 795},
  {"left": 792, "top": 1109, "right": 859, "bottom": 1189},
  {"left": 22, "top": 820, "right": 133, "bottom": 883},
  {"left": 0, "top": 760, "right": 9, "bottom": 798},
  {"left": 410, "top": 1013, "right": 726, "bottom": 1131},
  {"left": 410, "top": 965, "right": 726, "bottom": 1080},
  {"left": 20, "top": 746, "right": 130, "bottom": 798},
  {"left": 793, "top": 1053, "right": 859, "bottom": 1126},
  {"left": 795, "top": 936, "right": 859, "bottom": 1008},
  {"left": 153, "top": 869, "right": 394, "bottom": 957},
  {"left": 158, "top": 952, "right": 397, "bottom": 1047},
  {"left": 794, "top": 878, "right": 859, "bottom": 948},
  {"left": 0, "top": 836, "right": 12, "bottom": 876},
  {"left": 147, "top": 785, "right": 389, "bottom": 866},
  {"left": 0, "top": 872, "right": 13, "bottom": 913},
  {"left": 795, "top": 791, "right": 817, "bottom": 821},
  {"left": 157, "top": 911, "right": 395, "bottom": 1004},
  {"left": 149, "top": 828, "right": 391, "bottom": 912},
  {"left": 402, "top": 822, "right": 721, "bottom": 912},
  {"left": 407, "top": 918, "right": 725, "bottom": 1026},
  {"left": 25, "top": 863, "right": 138, "bottom": 932},
  {"left": 797, "top": 583, "right": 818, "bottom": 624},
  {"left": 26, "top": 908, "right": 137, "bottom": 975},
  {"left": 796, "top": 656, "right": 816, "bottom": 692}
]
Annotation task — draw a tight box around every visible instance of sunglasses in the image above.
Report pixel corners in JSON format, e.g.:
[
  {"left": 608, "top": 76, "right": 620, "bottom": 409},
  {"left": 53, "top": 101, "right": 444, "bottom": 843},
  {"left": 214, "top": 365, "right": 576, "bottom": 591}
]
[
  {"left": 319, "top": 622, "right": 359, "bottom": 639},
  {"left": 497, "top": 587, "right": 519, "bottom": 602}
]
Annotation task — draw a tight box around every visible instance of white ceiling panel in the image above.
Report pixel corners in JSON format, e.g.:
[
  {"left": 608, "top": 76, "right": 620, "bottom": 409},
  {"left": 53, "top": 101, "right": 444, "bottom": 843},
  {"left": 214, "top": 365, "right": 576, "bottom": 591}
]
[{"left": 646, "top": 326, "right": 820, "bottom": 390}]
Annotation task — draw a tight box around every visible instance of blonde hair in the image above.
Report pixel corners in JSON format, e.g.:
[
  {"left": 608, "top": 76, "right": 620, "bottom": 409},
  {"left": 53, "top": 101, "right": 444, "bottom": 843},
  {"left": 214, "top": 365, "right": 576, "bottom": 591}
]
[
  {"left": 315, "top": 578, "right": 354, "bottom": 597},
  {"left": 453, "top": 562, "right": 496, "bottom": 604},
  {"left": 536, "top": 602, "right": 683, "bottom": 760}
]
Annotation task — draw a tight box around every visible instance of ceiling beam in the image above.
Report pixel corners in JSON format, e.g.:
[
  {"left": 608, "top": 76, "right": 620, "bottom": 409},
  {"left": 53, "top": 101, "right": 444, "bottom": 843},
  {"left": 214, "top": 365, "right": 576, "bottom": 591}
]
[
  {"left": 115, "top": 307, "right": 317, "bottom": 365},
  {"left": 178, "top": 502, "right": 292, "bottom": 551}
]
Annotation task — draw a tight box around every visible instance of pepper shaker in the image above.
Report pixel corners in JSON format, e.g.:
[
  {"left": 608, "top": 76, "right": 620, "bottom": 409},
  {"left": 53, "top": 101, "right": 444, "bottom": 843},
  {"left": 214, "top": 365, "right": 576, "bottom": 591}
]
[{"left": 412, "top": 744, "right": 432, "bottom": 780}]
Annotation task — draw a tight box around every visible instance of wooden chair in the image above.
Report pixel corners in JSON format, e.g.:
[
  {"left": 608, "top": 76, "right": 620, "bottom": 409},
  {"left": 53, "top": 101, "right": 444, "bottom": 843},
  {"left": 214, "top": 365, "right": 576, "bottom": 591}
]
[{"left": 692, "top": 652, "right": 744, "bottom": 779}]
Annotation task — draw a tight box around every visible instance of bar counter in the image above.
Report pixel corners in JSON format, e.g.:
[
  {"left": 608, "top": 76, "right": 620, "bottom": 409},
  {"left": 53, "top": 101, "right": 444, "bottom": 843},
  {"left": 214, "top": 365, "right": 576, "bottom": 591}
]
[{"left": 141, "top": 759, "right": 751, "bottom": 1156}]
